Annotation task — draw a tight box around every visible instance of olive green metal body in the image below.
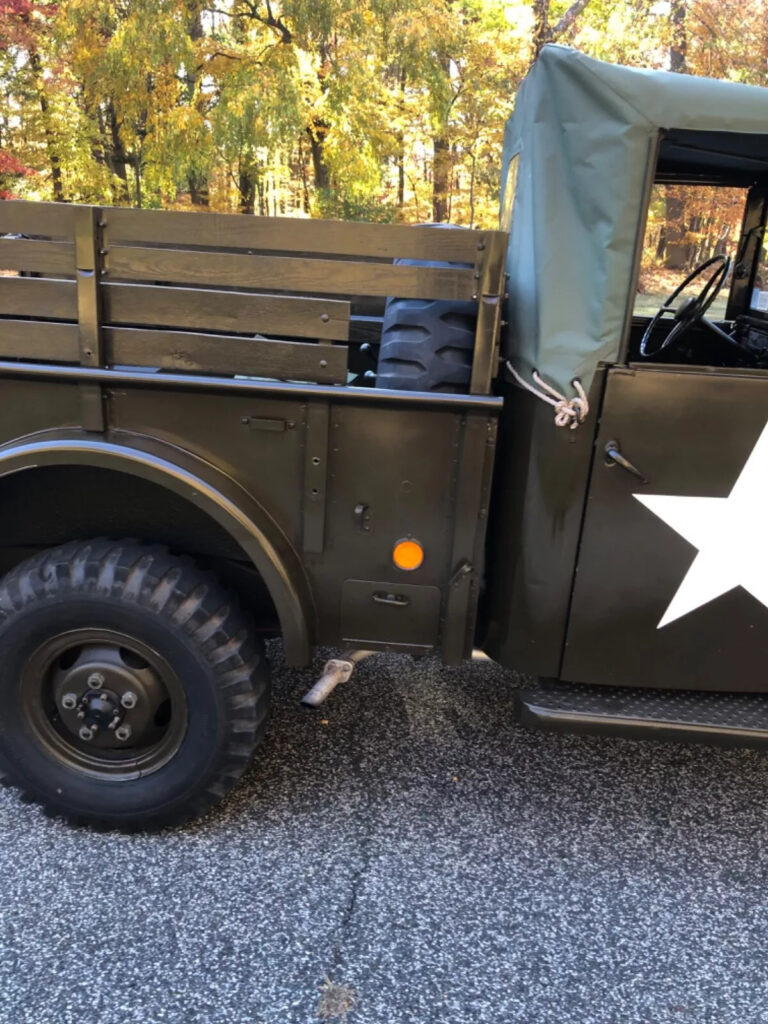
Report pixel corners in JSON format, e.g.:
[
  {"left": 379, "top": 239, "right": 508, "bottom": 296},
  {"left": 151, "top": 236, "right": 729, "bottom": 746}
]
[{"left": 0, "top": 201, "right": 503, "bottom": 669}]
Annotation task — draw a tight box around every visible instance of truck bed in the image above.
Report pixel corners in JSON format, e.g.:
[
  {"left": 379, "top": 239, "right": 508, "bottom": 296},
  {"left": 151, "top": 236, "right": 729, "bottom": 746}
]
[{"left": 0, "top": 201, "right": 507, "bottom": 664}]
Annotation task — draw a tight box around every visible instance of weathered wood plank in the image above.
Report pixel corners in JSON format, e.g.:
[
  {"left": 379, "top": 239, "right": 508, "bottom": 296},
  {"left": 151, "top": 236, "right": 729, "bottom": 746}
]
[
  {"left": 0, "top": 319, "right": 79, "bottom": 361},
  {"left": 0, "top": 319, "right": 348, "bottom": 382},
  {"left": 102, "top": 282, "right": 349, "bottom": 341},
  {"left": 0, "top": 277, "right": 77, "bottom": 319},
  {"left": 103, "top": 207, "right": 500, "bottom": 263},
  {"left": 106, "top": 245, "right": 478, "bottom": 301},
  {"left": 0, "top": 239, "right": 75, "bottom": 275},
  {"left": 0, "top": 200, "right": 77, "bottom": 238},
  {"left": 106, "top": 327, "right": 347, "bottom": 383}
]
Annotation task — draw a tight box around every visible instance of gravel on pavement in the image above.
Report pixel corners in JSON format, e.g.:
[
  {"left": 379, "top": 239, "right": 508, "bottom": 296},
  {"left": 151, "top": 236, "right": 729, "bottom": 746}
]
[{"left": 0, "top": 644, "right": 767, "bottom": 1024}]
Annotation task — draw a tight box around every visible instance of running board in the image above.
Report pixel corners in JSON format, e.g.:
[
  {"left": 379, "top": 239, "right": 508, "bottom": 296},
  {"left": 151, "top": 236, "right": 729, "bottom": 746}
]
[{"left": 516, "top": 681, "right": 768, "bottom": 750}]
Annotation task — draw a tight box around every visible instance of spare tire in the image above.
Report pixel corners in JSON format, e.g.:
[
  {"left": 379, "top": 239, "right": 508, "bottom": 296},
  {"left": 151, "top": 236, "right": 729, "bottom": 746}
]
[{"left": 376, "top": 225, "right": 477, "bottom": 393}]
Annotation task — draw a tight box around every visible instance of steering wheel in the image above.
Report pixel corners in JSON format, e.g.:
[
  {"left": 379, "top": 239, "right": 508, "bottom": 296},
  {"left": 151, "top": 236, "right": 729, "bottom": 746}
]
[{"left": 639, "top": 254, "right": 732, "bottom": 358}]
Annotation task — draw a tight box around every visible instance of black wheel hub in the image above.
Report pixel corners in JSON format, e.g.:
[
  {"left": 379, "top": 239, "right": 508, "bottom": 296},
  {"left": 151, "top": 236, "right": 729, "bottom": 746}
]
[
  {"left": 52, "top": 643, "right": 167, "bottom": 749},
  {"left": 22, "top": 630, "right": 187, "bottom": 778},
  {"left": 79, "top": 688, "right": 122, "bottom": 730}
]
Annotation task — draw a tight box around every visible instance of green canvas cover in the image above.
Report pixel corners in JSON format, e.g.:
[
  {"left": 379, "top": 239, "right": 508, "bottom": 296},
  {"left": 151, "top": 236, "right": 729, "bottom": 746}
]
[{"left": 500, "top": 45, "right": 768, "bottom": 400}]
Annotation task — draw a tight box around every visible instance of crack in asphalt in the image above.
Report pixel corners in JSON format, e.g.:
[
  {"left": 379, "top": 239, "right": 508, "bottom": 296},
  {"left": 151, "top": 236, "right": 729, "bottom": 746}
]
[{"left": 328, "top": 706, "right": 376, "bottom": 989}]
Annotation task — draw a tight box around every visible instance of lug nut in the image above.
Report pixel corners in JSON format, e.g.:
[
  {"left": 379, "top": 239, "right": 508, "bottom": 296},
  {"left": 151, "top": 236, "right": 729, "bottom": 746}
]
[
  {"left": 120, "top": 691, "right": 138, "bottom": 710},
  {"left": 61, "top": 693, "right": 78, "bottom": 710},
  {"left": 115, "top": 725, "right": 131, "bottom": 742},
  {"left": 88, "top": 672, "right": 105, "bottom": 689},
  {"left": 77, "top": 710, "right": 86, "bottom": 719},
  {"left": 79, "top": 726, "right": 94, "bottom": 742}
]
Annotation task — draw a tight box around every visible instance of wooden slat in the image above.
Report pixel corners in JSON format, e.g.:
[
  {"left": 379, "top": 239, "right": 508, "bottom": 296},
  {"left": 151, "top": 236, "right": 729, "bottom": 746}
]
[
  {"left": 0, "top": 277, "right": 77, "bottom": 320},
  {"left": 0, "top": 319, "right": 79, "bottom": 361},
  {"left": 0, "top": 239, "right": 75, "bottom": 275},
  {"left": 0, "top": 319, "right": 347, "bottom": 382},
  {"left": 106, "top": 327, "right": 347, "bottom": 384},
  {"left": 106, "top": 245, "right": 477, "bottom": 301},
  {"left": 102, "top": 282, "right": 349, "bottom": 341},
  {"left": 0, "top": 200, "right": 77, "bottom": 239},
  {"left": 104, "top": 207, "right": 501, "bottom": 263}
]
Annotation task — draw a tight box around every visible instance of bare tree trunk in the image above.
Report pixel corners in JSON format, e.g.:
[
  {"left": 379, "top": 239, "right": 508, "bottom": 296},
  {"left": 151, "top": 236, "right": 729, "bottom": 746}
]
[
  {"left": 670, "top": 0, "right": 688, "bottom": 73},
  {"left": 104, "top": 101, "right": 131, "bottom": 203},
  {"left": 468, "top": 148, "right": 477, "bottom": 228},
  {"left": 307, "top": 40, "right": 333, "bottom": 196},
  {"left": 432, "top": 135, "right": 451, "bottom": 222},
  {"left": 28, "top": 51, "right": 64, "bottom": 202},
  {"left": 432, "top": 53, "right": 454, "bottom": 223},
  {"left": 238, "top": 168, "right": 256, "bottom": 214},
  {"left": 188, "top": 172, "right": 209, "bottom": 207},
  {"left": 655, "top": 225, "right": 667, "bottom": 261},
  {"left": 307, "top": 122, "right": 331, "bottom": 192},
  {"left": 531, "top": 0, "right": 551, "bottom": 61},
  {"left": 133, "top": 161, "right": 142, "bottom": 208},
  {"left": 665, "top": 188, "right": 688, "bottom": 270},
  {"left": 185, "top": 1, "right": 210, "bottom": 206},
  {"left": 237, "top": 174, "right": 256, "bottom": 214},
  {"left": 297, "top": 135, "right": 311, "bottom": 214},
  {"left": 397, "top": 67, "right": 406, "bottom": 212},
  {"left": 665, "top": 2, "right": 688, "bottom": 268}
]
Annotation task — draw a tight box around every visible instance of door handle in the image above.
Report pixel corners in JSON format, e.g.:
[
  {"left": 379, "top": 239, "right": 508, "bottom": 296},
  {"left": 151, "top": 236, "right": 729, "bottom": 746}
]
[
  {"left": 604, "top": 440, "right": 648, "bottom": 483},
  {"left": 373, "top": 592, "right": 410, "bottom": 607}
]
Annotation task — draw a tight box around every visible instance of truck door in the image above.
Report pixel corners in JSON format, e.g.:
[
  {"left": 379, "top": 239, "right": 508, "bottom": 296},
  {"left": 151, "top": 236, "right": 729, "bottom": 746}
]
[{"left": 561, "top": 365, "right": 768, "bottom": 691}]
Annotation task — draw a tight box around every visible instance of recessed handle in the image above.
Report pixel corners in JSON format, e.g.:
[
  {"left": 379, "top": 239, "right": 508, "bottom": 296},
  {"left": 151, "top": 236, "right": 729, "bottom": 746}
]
[{"left": 373, "top": 592, "right": 409, "bottom": 607}]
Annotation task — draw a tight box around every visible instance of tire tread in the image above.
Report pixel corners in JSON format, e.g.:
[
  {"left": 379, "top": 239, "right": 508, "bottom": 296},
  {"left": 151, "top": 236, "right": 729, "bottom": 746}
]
[{"left": 0, "top": 539, "right": 269, "bottom": 831}]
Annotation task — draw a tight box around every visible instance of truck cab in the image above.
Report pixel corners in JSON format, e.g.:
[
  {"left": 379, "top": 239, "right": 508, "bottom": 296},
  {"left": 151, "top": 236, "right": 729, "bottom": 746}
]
[{"left": 484, "top": 47, "right": 768, "bottom": 704}]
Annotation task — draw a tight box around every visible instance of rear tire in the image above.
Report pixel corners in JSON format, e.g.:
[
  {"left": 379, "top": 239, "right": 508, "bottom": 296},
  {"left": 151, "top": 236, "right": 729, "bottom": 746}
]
[{"left": 0, "top": 540, "right": 269, "bottom": 831}]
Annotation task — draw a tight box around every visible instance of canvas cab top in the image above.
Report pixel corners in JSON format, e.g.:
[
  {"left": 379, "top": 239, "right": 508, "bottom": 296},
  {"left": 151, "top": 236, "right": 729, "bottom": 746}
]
[{"left": 501, "top": 44, "right": 768, "bottom": 400}]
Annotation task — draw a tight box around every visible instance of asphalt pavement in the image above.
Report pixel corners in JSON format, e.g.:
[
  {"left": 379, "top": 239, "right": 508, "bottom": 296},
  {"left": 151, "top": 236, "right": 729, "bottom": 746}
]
[{"left": 1, "top": 644, "right": 768, "bottom": 1024}]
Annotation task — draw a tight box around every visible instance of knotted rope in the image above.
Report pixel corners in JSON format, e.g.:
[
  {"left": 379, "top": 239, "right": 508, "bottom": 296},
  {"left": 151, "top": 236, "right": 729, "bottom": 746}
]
[{"left": 505, "top": 362, "right": 589, "bottom": 430}]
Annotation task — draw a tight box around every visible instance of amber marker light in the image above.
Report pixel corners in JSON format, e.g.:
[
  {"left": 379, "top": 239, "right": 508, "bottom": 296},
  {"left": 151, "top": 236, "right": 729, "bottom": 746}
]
[{"left": 392, "top": 538, "right": 424, "bottom": 571}]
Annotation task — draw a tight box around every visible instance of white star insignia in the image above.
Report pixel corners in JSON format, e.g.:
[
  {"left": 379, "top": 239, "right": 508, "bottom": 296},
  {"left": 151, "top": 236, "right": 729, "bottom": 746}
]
[{"left": 634, "top": 419, "right": 768, "bottom": 628}]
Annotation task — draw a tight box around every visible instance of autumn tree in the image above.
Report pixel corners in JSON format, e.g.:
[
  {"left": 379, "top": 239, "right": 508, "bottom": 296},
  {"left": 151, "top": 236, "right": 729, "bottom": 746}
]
[
  {"left": 0, "top": 0, "right": 764, "bottom": 228},
  {"left": 0, "top": 0, "right": 64, "bottom": 198}
]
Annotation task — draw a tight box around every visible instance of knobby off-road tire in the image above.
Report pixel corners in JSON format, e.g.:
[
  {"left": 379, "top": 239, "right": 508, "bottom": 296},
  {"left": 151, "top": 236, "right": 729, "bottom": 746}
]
[
  {"left": 0, "top": 540, "right": 269, "bottom": 831},
  {"left": 376, "top": 225, "right": 477, "bottom": 393}
]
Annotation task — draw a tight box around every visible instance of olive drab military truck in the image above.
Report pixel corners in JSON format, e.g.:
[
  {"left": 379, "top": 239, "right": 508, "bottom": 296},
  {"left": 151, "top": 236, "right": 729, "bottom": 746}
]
[{"left": 0, "top": 45, "right": 767, "bottom": 830}]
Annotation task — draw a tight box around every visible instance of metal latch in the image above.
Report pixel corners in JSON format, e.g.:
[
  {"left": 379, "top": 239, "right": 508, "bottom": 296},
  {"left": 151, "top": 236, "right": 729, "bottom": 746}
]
[
  {"left": 354, "top": 503, "right": 372, "bottom": 533},
  {"left": 449, "top": 559, "right": 474, "bottom": 588},
  {"left": 241, "top": 416, "right": 286, "bottom": 432},
  {"left": 604, "top": 440, "right": 648, "bottom": 483}
]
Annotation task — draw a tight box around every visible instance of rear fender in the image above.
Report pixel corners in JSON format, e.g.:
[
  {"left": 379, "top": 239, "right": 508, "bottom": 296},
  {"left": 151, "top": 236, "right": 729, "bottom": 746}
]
[{"left": 0, "top": 430, "right": 314, "bottom": 665}]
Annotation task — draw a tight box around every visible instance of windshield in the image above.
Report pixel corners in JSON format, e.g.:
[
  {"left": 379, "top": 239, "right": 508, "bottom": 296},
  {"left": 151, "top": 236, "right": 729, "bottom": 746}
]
[{"left": 633, "top": 183, "right": 747, "bottom": 321}]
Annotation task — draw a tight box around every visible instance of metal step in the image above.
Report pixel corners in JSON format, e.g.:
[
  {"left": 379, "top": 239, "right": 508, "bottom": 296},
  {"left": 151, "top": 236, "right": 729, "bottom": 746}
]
[{"left": 516, "top": 681, "right": 768, "bottom": 750}]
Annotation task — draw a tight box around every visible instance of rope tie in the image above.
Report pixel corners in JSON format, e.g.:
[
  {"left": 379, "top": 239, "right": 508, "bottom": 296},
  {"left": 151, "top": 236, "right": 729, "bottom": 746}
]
[{"left": 505, "top": 361, "right": 589, "bottom": 430}]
